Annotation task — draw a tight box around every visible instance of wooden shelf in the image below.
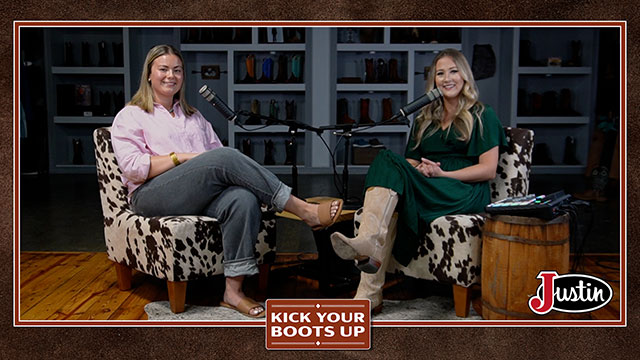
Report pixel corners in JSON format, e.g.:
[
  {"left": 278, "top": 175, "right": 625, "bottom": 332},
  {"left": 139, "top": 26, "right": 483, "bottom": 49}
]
[{"left": 51, "top": 67, "right": 125, "bottom": 75}]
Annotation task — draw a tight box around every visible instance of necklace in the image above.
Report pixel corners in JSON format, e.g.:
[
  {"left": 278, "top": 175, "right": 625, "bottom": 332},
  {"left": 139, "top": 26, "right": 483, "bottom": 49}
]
[{"left": 168, "top": 107, "right": 174, "bottom": 114}]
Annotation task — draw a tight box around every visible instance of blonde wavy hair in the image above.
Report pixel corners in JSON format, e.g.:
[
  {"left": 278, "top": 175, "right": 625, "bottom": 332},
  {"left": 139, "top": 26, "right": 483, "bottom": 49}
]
[
  {"left": 128, "top": 44, "right": 197, "bottom": 116},
  {"left": 411, "top": 48, "right": 484, "bottom": 149}
]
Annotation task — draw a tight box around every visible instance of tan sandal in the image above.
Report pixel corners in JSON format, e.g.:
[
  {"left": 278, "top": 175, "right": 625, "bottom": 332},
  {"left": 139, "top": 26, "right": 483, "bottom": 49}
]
[
  {"left": 311, "top": 199, "right": 344, "bottom": 231},
  {"left": 220, "top": 297, "right": 265, "bottom": 318}
]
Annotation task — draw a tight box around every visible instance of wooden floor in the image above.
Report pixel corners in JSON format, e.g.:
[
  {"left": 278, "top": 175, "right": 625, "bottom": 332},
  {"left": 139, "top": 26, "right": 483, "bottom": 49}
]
[{"left": 18, "top": 252, "right": 622, "bottom": 321}]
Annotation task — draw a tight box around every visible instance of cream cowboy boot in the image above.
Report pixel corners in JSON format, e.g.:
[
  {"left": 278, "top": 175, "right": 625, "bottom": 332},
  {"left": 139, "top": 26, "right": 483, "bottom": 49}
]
[
  {"left": 354, "top": 213, "right": 397, "bottom": 313},
  {"left": 330, "top": 186, "right": 398, "bottom": 273}
]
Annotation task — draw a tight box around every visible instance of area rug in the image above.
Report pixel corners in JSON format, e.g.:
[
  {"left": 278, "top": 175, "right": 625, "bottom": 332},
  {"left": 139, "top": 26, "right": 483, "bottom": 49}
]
[{"left": 144, "top": 296, "right": 482, "bottom": 321}]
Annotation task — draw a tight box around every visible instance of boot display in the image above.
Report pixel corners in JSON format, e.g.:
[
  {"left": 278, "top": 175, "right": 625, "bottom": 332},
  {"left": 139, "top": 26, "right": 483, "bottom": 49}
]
[
  {"left": 64, "top": 42, "right": 74, "bottom": 66},
  {"left": 275, "top": 55, "right": 288, "bottom": 83},
  {"left": 388, "top": 58, "right": 403, "bottom": 83},
  {"left": 330, "top": 187, "right": 399, "bottom": 273},
  {"left": 81, "top": 42, "right": 92, "bottom": 66},
  {"left": 112, "top": 42, "right": 124, "bottom": 67},
  {"left": 241, "top": 138, "right": 252, "bottom": 158},
  {"left": 563, "top": 136, "right": 580, "bottom": 165},
  {"left": 359, "top": 98, "right": 374, "bottom": 125},
  {"left": 241, "top": 54, "right": 256, "bottom": 83},
  {"left": 245, "top": 99, "right": 262, "bottom": 125},
  {"left": 559, "top": 88, "right": 580, "bottom": 116},
  {"left": 285, "top": 138, "right": 296, "bottom": 165},
  {"left": 376, "top": 58, "right": 388, "bottom": 82},
  {"left": 337, "top": 98, "right": 355, "bottom": 125},
  {"left": 382, "top": 98, "right": 393, "bottom": 121},
  {"left": 264, "top": 140, "right": 275, "bottom": 165},
  {"left": 72, "top": 138, "right": 83, "bottom": 165},
  {"left": 288, "top": 55, "right": 303, "bottom": 83},
  {"left": 364, "top": 58, "right": 375, "bottom": 83},
  {"left": 285, "top": 100, "right": 296, "bottom": 120},
  {"left": 98, "top": 41, "right": 109, "bottom": 66},
  {"left": 269, "top": 99, "right": 279, "bottom": 120},
  {"left": 258, "top": 57, "right": 273, "bottom": 83}
]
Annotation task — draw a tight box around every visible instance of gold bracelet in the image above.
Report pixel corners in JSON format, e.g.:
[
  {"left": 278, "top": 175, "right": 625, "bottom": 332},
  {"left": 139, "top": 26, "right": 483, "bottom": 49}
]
[{"left": 169, "top": 152, "right": 181, "bottom": 166}]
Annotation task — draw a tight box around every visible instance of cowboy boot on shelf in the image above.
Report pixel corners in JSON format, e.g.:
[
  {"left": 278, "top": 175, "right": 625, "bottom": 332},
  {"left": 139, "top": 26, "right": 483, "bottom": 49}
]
[
  {"left": 337, "top": 98, "right": 355, "bottom": 125},
  {"left": 382, "top": 98, "right": 393, "bottom": 122},
  {"left": 98, "top": 41, "right": 109, "bottom": 67},
  {"left": 359, "top": 98, "right": 374, "bottom": 125},
  {"left": 364, "top": 58, "right": 375, "bottom": 83},
  {"left": 285, "top": 100, "right": 296, "bottom": 120},
  {"left": 64, "top": 42, "right": 74, "bottom": 66},
  {"left": 113, "top": 42, "right": 123, "bottom": 67},
  {"left": 285, "top": 138, "right": 296, "bottom": 165},
  {"left": 264, "top": 140, "right": 276, "bottom": 165},
  {"left": 269, "top": 99, "right": 279, "bottom": 120},
  {"left": 241, "top": 138, "right": 252, "bottom": 158},
  {"left": 530, "top": 92, "right": 543, "bottom": 116},
  {"left": 245, "top": 99, "right": 262, "bottom": 125},
  {"left": 568, "top": 40, "right": 583, "bottom": 67},
  {"left": 376, "top": 58, "right": 388, "bottom": 83},
  {"left": 288, "top": 55, "right": 303, "bottom": 83},
  {"left": 72, "top": 138, "right": 84, "bottom": 165},
  {"left": 388, "top": 58, "right": 403, "bottom": 83},
  {"left": 258, "top": 57, "right": 273, "bottom": 83},
  {"left": 542, "top": 91, "right": 559, "bottom": 116},
  {"left": 81, "top": 42, "right": 92, "bottom": 66},
  {"left": 113, "top": 91, "right": 124, "bottom": 113},
  {"left": 241, "top": 54, "right": 256, "bottom": 83},
  {"left": 331, "top": 187, "right": 399, "bottom": 273},
  {"left": 275, "top": 55, "right": 288, "bottom": 83},
  {"left": 563, "top": 136, "right": 580, "bottom": 165},
  {"left": 354, "top": 214, "right": 398, "bottom": 314},
  {"left": 559, "top": 88, "right": 580, "bottom": 116}
]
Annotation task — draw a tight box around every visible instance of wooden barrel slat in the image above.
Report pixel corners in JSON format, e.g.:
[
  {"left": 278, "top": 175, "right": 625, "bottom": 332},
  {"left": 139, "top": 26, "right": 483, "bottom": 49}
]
[{"left": 481, "top": 214, "right": 570, "bottom": 320}]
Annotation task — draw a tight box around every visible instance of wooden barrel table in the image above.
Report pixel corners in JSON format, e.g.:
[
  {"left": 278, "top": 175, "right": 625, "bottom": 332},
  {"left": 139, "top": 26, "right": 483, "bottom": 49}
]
[{"left": 481, "top": 214, "right": 570, "bottom": 320}]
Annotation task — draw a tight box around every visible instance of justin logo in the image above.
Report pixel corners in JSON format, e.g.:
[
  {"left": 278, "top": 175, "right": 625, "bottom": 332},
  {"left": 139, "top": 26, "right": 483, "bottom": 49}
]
[{"left": 528, "top": 271, "right": 614, "bottom": 315}]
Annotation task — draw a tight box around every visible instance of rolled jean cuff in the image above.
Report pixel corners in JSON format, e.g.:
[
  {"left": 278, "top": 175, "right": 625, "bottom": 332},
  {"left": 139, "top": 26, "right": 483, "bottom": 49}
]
[
  {"left": 224, "top": 257, "right": 259, "bottom": 277},
  {"left": 271, "top": 182, "right": 292, "bottom": 212}
]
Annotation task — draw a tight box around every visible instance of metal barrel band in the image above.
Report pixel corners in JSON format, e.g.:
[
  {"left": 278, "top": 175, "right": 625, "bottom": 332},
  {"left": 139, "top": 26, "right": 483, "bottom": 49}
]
[{"left": 483, "top": 231, "right": 569, "bottom": 246}]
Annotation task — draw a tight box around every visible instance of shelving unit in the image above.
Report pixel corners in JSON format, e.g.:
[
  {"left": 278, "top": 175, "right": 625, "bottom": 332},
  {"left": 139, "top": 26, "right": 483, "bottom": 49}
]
[
  {"left": 333, "top": 27, "right": 462, "bottom": 172},
  {"left": 180, "top": 28, "right": 309, "bottom": 172},
  {"left": 510, "top": 28, "right": 599, "bottom": 174},
  {"left": 44, "top": 28, "right": 131, "bottom": 173}
]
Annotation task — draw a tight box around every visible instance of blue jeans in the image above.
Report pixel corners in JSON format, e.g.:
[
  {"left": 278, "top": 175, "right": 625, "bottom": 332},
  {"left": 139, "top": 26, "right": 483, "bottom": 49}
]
[{"left": 131, "top": 147, "right": 291, "bottom": 277}]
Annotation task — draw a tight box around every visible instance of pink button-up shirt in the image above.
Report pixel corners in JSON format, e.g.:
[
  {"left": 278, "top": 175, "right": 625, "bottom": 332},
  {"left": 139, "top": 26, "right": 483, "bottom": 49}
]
[{"left": 111, "top": 103, "right": 223, "bottom": 196}]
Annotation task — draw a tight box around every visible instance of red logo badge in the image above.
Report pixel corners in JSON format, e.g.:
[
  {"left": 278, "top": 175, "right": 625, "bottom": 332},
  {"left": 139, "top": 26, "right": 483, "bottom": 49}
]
[{"left": 266, "top": 299, "right": 371, "bottom": 350}]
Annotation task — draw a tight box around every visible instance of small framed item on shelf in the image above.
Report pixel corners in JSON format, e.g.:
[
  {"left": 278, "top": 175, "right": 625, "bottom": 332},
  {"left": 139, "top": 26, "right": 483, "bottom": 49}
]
[{"left": 267, "top": 27, "right": 284, "bottom": 43}]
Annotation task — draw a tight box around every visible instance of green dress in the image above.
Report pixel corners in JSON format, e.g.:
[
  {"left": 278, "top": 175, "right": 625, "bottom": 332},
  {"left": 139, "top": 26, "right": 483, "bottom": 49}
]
[{"left": 364, "top": 105, "right": 507, "bottom": 266}]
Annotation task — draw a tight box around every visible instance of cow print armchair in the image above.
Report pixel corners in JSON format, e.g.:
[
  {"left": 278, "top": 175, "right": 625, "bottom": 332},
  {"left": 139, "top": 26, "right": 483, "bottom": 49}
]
[
  {"left": 93, "top": 127, "right": 277, "bottom": 313},
  {"left": 353, "top": 127, "right": 534, "bottom": 317}
]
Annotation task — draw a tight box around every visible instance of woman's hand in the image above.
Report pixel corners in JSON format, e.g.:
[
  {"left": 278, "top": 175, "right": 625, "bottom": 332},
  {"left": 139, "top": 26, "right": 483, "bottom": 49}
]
[
  {"left": 177, "top": 152, "right": 200, "bottom": 163},
  {"left": 415, "top": 157, "right": 444, "bottom": 178}
]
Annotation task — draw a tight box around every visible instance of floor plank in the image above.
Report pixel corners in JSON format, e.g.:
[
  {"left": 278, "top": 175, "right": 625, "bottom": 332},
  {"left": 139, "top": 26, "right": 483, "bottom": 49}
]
[
  {"left": 21, "top": 253, "right": 112, "bottom": 319},
  {"left": 18, "top": 251, "right": 622, "bottom": 321}
]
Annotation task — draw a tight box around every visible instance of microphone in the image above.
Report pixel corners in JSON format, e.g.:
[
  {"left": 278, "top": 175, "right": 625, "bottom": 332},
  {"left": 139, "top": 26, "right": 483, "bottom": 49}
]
[
  {"left": 390, "top": 87, "right": 443, "bottom": 122},
  {"left": 199, "top": 84, "right": 238, "bottom": 122}
]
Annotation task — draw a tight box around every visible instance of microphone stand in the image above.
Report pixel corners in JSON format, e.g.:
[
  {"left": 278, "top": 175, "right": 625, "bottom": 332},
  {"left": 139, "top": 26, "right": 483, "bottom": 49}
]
[
  {"left": 236, "top": 110, "right": 323, "bottom": 197},
  {"left": 321, "top": 117, "right": 409, "bottom": 209}
]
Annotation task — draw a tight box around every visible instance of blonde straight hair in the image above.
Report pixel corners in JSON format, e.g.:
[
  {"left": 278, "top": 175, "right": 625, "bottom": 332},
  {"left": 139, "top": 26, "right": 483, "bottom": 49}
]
[
  {"left": 128, "top": 44, "right": 197, "bottom": 116},
  {"left": 411, "top": 48, "right": 484, "bottom": 149}
]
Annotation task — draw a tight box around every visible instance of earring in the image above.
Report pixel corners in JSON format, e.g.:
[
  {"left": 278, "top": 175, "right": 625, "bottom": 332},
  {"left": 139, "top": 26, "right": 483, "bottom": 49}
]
[{"left": 148, "top": 78, "right": 151, "bottom": 82}]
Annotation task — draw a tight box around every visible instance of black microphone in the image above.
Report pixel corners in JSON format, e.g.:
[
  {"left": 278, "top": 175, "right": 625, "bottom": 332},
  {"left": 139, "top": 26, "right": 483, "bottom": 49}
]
[
  {"left": 199, "top": 84, "right": 238, "bottom": 122},
  {"left": 390, "top": 87, "right": 443, "bottom": 122}
]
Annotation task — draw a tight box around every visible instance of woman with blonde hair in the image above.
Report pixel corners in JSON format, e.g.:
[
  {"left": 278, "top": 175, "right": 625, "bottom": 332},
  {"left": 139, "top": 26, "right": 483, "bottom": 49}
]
[
  {"left": 330, "top": 48, "right": 506, "bottom": 313},
  {"left": 111, "top": 45, "right": 342, "bottom": 318}
]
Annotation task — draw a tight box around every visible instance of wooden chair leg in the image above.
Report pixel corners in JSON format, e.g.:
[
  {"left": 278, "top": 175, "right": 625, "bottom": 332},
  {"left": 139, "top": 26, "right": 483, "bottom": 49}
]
[
  {"left": 453, "top": 284, "right": 471, "bottom": 318},
  {"left": 113, "top": 262, "right": 132, "bottom": 291},
  {"left": 167, "top": 281, "right": 187, "bottom": 314}
]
